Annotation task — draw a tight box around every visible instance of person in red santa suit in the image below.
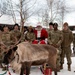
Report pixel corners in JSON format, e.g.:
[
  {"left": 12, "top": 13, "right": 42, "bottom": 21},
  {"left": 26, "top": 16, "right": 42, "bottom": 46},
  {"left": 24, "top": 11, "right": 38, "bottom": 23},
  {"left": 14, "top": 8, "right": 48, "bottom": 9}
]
[
  {"left": 33, "top": 23, "right": 48, "bottom": 73},
  {"left": 33, "top": 23, "right": 48, "bottom": 44}
]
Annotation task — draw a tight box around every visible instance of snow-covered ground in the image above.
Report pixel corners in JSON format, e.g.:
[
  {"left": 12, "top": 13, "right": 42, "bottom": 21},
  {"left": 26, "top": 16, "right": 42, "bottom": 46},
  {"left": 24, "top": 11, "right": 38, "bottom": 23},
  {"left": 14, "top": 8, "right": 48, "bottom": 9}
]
[{"left": 0, "top": 57, "right": 75, "bottom": 75}]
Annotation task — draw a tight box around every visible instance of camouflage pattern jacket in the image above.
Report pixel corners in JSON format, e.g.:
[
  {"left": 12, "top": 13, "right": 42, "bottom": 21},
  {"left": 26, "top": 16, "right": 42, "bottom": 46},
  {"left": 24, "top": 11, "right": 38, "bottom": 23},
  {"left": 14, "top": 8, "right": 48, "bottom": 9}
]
[
  {"left": 25, "top": 32, "right": 36, "bottom": 43},
  {"left": 61, "top": 29, "right": 73, "bottom": 47},
  {"left": 48, "top": 29, "right": 63, "bottom": 48}
]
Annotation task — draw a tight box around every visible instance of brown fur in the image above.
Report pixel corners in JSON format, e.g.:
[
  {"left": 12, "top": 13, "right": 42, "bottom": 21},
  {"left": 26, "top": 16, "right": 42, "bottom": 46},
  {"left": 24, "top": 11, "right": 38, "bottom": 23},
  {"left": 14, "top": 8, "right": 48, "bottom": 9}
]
[{"left": 3, "top": 42, "right": 58, "bottom": 75}]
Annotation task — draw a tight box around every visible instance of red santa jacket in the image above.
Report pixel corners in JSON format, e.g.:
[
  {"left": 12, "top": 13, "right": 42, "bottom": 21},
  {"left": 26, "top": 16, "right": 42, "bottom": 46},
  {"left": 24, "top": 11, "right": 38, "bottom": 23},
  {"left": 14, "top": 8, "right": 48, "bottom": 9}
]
[{"left": 34, "top": 28, "right": 48, "bottom": 40}]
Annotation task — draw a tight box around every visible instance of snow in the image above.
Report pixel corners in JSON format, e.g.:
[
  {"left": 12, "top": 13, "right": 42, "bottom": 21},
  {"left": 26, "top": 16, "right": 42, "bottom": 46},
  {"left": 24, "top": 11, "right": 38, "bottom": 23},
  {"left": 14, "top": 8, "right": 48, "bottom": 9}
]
[
  {"left": 72, "top": 31, "right": 75, "bottom": 34},
  {"left": 0, "top": 57, "right": 75, "bottom": 75}
]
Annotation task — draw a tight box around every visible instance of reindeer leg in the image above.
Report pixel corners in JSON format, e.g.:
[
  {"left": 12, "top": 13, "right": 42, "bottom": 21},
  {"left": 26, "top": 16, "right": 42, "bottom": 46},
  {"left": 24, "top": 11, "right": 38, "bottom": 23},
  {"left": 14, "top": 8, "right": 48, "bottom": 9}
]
[
  {"left": 20, "top": 67, "right": 24, "bottom": 75},
  {"left": 54, "top": 71, "right": 57, "bottom": 75},
  {"left": 25, "top": 62, "right": 31, "bottom": 75},
  {"left": 20, "top": 64, "right": 25, "bottom": 75},
  {"left": 26, "top": 66, "right": 30, "bottom": 75}
]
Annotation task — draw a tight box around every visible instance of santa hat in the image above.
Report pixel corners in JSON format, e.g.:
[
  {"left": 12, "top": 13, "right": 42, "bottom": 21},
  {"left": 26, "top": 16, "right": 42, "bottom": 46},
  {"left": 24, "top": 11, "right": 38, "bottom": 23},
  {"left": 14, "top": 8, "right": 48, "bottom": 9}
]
[{"left": 36, "top": 22, "right": 42, "bottom": 28}]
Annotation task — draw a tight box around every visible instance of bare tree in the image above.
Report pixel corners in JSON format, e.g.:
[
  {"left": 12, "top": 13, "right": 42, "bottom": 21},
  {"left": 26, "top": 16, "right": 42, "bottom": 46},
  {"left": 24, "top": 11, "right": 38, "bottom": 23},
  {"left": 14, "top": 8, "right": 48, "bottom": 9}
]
[
  {"left": 41, "top": 9, "right": 49, "bottom": 27},
  {"left": 0, "top": 0, "right": 8, "bottom": 17},
  {"left": 6, "top": 0, "right": 37, "bottom": 33},
  {"left": 55, "top": 0, "right": 75, "bottom": 27},
  {"left": 44, "top": 10, "right": 49, "bottom": 27},
  {"left": 46, "top": 0, "right": 74, "bottom": 27},
  {"left": 46, "top": 0, "right": 62, "bottom": 22}
]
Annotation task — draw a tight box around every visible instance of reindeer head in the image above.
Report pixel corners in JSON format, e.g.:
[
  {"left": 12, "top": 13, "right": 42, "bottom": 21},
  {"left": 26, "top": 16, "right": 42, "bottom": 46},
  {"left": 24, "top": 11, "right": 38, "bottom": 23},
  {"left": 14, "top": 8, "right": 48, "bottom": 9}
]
[{"left": 3, "top": 46, "right": 18, "bottom": 65}]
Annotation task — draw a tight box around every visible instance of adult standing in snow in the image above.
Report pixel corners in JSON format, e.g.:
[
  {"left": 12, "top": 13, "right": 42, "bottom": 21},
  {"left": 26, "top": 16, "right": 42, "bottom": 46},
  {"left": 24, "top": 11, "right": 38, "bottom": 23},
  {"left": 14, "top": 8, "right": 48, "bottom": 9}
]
[
  {"left": 48, "top": 22, "right": 63, "bottom": 72},
  {"left": 60, "top": 22, "right": 73, "bottom": 71}
]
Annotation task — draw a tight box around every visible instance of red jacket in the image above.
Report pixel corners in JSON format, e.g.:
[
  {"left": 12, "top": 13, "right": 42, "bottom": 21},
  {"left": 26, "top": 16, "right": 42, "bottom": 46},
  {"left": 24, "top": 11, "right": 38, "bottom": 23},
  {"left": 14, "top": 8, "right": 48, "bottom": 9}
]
[{"left": 34, "top": 28, "right": 48, "bottom": 40}]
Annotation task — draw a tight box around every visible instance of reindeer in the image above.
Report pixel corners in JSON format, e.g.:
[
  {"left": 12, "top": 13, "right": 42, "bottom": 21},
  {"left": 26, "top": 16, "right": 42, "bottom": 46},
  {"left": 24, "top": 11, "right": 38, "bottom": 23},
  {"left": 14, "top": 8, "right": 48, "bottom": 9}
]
[{"left": 2, "top": 42, "right": 58, "bottom": 75}]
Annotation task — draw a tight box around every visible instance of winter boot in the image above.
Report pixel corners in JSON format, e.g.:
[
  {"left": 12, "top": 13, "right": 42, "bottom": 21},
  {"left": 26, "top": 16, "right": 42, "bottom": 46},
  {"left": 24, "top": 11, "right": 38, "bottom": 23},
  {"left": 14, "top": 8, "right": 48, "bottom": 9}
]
[
  {"left": 68, "top": 64, "right": 71, "bottom": 71},
  {"left": 60, "top": 64, "right": 63, "bottom": 69}
]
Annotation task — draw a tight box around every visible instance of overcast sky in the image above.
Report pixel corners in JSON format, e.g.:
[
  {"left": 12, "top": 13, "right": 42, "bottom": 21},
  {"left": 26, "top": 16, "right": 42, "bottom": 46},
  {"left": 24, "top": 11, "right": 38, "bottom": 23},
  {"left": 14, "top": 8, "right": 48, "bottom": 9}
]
[
  {"left": 63, "top": 0, "right": 75, "bottom": 25},
  {"left": 10, "top": 0, "right": 75, "bottom": 27},
  {"left": 0, "top": 0, "right": 75, "bottom": 26},
  {"left": 28, "top": 0, "right": 75, "bottom": 26}
]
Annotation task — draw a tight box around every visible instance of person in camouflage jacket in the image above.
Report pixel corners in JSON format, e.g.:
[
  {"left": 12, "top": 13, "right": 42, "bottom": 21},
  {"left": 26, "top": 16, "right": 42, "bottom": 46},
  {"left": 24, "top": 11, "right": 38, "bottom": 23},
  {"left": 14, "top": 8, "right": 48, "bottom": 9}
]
[
  {"left": 25, "top": 26, "right": 36, "bottom": 43},
  {"left": 0, "top": 25, "right": 17, "bottom": 70},
  {"left": 10, "top": 23, "right": 25, "bottom": 43},
  {"left": 60, "top": 22, "right": 73, "bottom": 71},
  {"left": 48, "top": 22, "right": 63, "bottom": 72}
]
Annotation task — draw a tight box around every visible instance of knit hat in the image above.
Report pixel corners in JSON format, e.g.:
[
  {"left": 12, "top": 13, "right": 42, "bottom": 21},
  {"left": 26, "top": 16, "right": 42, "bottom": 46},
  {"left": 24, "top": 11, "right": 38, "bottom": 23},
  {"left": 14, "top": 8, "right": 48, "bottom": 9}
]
[{"left": 36, "top": 22, "right": 42, "bottom": 28}]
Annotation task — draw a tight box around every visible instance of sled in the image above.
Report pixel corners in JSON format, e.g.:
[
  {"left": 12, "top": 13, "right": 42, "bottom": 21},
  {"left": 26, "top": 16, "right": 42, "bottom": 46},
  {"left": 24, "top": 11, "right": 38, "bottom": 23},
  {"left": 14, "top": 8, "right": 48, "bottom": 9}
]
[{"left": 44, "top": 68, "right": 52, "bottom": 75}]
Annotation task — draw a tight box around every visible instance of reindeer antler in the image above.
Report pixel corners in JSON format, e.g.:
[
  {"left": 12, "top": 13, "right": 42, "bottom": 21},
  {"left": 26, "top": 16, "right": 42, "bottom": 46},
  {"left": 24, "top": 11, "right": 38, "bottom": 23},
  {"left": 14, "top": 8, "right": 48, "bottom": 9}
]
[
  {"left": 0, "top": 42, "right": 8, "bottom": 55},
  {"left": 8, "top": 34, "right": 23, "bottom": 50},
  {"left": 0, "top": 34, "right": 23, "bottom": 54}
]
